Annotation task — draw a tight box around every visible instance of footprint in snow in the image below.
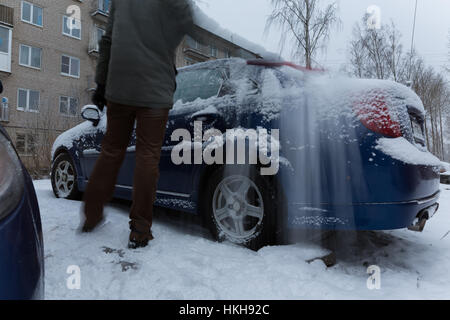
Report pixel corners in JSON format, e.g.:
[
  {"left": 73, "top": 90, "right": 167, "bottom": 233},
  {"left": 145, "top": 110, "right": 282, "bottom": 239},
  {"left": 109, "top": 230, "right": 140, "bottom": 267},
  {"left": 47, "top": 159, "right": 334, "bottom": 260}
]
[
  {"left": 102, "top": 247, "right": 138, "bottom": 271},
  {"left": 117, "top": 261, "right": 138, "bottom": 272},
  {"left": 102, "top": 246, "right": 125, "bottom": 258}
]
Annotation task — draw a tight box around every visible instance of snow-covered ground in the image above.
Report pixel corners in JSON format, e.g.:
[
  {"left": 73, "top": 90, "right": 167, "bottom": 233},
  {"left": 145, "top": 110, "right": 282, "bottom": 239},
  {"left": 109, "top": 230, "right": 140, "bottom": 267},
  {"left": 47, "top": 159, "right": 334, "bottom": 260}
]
[{"left": 34, "top": 180, "right": 450, "bottom": 300}]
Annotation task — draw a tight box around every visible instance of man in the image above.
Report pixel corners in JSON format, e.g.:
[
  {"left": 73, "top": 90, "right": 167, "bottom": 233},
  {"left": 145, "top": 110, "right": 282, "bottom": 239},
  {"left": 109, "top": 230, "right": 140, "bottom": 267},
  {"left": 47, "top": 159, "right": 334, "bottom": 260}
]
[{"left": 82, "top": 0, "right": 195, "bottom": 249}]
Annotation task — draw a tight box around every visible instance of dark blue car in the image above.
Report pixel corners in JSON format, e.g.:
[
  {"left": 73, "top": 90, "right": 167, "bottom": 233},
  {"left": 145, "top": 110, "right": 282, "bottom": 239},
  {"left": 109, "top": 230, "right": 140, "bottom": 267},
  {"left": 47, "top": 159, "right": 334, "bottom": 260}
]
[
  {"left": 50, "top": 58, "right": 440, "bottom": 250},
  {"left": 0, "top": 124, "right": 44, "bottom": 299}
]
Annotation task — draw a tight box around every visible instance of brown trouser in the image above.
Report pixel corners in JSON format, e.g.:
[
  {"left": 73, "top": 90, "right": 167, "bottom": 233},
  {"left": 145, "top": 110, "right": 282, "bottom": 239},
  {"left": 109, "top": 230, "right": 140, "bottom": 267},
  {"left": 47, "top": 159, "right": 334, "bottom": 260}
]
[{"left": 83, "top": 102, "right": 169, "bottom": 234}]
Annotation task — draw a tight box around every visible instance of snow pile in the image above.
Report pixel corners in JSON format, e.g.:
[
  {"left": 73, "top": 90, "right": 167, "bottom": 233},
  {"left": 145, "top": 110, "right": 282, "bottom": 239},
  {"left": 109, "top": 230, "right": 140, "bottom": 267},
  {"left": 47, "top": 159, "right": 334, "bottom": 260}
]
[
  {"left": 34, "top": 179, "right": 450, "bottom": 299},
  {"left": 192, "top": 1, "right": 279, "bottom": 60},
  {"left": 375, "top": 137, "right": 441, "bottom": 167}
]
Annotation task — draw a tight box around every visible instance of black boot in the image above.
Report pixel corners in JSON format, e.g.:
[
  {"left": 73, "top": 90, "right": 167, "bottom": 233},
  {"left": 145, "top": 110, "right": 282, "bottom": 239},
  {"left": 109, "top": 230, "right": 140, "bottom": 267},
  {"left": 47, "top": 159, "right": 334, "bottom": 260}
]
[{"left": 128, "top": 227, "right": 154, "bottom": 249}]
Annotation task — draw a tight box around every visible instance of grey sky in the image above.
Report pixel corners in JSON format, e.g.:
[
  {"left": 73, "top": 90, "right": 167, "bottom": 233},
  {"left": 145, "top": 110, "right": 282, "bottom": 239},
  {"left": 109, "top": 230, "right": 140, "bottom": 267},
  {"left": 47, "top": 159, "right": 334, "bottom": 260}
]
[{"left": 195, "top": 0, "right": 450, "bottom": 73}]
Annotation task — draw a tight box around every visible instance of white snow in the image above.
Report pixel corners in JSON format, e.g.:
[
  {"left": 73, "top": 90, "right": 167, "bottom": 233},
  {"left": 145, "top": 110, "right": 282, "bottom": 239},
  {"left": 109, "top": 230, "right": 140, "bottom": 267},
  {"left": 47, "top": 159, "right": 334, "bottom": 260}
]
[
  {"left": 191, "top": 105, "right": 219, "bottom": 118},
  {"left": 51, "top": 113, "right": 106, "bottom": 158},
  {"left": 192, "top": 2, "right": 279, "bottom": 60},
  {"left": 375, "top": 137, "right": 441, "bottom": 167},
  {"left": 35, "top": 179, "right": 450, "bottom": 300},
  {"left": 302, "top": 73, "right": 425, "bottom": 123},
  {"left": 441, "top": 162, "right": 450, "bottom": 174}
]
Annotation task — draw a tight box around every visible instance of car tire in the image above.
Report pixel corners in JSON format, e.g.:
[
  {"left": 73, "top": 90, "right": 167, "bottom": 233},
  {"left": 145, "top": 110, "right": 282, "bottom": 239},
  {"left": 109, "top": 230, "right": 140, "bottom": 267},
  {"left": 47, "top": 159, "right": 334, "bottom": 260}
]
[
  {"left": 51, "top": 153, "right": 81, "bottom": 200},
  {"left": 202, "top": 165, "right": 278, "bottom": 251}
]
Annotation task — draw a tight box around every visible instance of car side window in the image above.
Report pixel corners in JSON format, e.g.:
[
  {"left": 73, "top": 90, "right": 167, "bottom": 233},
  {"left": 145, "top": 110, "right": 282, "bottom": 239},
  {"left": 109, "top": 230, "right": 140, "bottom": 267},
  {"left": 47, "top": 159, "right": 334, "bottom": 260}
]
[{"left": 174, "top": 68, "right": 224, "bottom": 104}]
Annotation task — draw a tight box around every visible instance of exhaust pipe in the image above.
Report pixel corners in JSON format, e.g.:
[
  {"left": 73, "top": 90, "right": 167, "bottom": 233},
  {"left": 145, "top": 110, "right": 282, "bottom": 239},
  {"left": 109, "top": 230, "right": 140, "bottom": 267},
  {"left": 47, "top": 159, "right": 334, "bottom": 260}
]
[{"left": 408, "top": 203, "right": 439, "bottom": 232}]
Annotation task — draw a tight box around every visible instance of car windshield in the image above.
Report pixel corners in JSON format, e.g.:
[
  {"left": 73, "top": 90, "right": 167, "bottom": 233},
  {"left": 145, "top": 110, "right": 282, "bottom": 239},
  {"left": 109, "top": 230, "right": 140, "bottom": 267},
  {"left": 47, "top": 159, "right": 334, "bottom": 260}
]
[{"left": 174, "top": 67, "right": 224, "bottom": 104}]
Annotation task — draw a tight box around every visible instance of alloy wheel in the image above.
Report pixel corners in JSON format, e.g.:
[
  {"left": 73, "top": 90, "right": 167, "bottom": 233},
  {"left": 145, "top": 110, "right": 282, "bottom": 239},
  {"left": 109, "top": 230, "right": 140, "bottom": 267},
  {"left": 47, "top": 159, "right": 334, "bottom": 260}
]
[
  {"left": 54, "top": 160, "right": 75, "bottom": 198},
  {"left": 212, "top": 175, "right": 264, "bottom": 240}
]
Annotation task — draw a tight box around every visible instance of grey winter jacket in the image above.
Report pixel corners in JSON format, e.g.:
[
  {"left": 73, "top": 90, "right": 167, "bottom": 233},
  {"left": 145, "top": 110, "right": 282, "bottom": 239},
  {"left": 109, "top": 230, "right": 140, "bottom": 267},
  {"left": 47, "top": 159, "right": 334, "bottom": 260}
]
[{"left": 95, "top": 0, "right": 194, "bottom": 108}]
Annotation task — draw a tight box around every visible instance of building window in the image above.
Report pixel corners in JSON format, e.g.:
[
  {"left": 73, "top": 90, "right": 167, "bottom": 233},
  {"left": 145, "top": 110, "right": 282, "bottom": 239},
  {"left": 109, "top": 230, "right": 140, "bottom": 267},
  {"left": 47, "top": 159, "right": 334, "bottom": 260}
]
[
  {"left": 0, "top": 25, "right": 12, "bottom": 72},
  {"left": 59, "top": 96, "right": 78, "bottom": 116},
  {"left": 19, "top": 44, "right": 42, "bottom": 69},
  {"left": 61, "top": 55, "right": 80, "bottom": 78},
  {"left": 225, "top": 50, "right": 231, "bottom": 58},
  {"left": 186, "top": 36, "right": 199, "bottom": 50},
  {"left": 98, "top": 0, "right": 110, "bottom": 13},
  {"left": 21, "top": 1, "right": 43, "bottom": 27},
  {"left": 96, "top": 26, "right": 105, "bottom": 43},
  {"left": 0, "top": 26, "right": 10, "bottom": 53},
  {"left": 17, "top": 88, "right": 40, "bottom": 112},
  {"left": 210, "top": 45, "right": 218, "bottom": 57},
  {"left": 63, "top": 15, "right": 81, "bottom": 39},
  {"left": 90, "top": 26, "right": 105, "bottom": 52},
  {"left": 16, "top": 133, "right": 35, "bottom": 155}
]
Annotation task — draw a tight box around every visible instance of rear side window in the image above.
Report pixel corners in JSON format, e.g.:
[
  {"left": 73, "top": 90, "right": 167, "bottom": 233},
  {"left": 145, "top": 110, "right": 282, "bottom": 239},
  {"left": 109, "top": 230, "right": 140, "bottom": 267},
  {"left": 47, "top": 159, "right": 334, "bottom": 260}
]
[{"left": 174, "top": 68, "right": 224, "bottom": 104}]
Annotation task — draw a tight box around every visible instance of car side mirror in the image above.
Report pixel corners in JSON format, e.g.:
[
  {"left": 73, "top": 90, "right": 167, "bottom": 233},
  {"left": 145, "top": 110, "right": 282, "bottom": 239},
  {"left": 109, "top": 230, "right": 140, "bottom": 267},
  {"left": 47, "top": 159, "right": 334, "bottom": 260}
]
[
  {"left": 81, "top": 105, "right": 101, "bottom": 127},
  {"left": 0, "top": 80, "right": 3, "bottom": 94}
]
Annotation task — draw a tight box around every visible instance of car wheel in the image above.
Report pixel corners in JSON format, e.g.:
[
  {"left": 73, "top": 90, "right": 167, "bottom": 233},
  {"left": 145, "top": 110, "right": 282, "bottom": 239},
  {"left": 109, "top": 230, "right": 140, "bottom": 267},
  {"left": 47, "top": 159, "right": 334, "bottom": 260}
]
[
  {"left": 203, "top": 165, "right": 278, "bottom": 250},
  {"left": 51, "top": 153, "right": 81, "bottom": 200}
]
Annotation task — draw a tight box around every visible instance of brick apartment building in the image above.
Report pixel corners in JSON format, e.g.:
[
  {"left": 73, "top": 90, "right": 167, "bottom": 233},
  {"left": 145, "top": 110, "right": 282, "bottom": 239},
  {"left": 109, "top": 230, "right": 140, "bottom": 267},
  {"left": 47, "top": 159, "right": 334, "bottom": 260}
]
[{"left": 0, "top": 0, "right": 263, "bottom": 173}]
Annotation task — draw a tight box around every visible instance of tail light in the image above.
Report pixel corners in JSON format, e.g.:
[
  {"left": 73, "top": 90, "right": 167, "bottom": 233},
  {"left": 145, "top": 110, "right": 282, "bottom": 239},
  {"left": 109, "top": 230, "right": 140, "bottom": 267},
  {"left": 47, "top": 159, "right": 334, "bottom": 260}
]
[{"left": 353, "top": 93, "right": 402, "bottom": 138}]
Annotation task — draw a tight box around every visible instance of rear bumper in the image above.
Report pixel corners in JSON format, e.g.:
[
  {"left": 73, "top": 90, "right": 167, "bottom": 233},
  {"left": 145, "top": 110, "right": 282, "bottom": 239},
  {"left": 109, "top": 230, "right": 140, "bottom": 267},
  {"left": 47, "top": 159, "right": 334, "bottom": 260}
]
[
  {"left": 277, "top": 127, "right": 441, "bottom": 231},
  {"left": 0, "top": 173, "right": 44, "bottom": 300},
  {"left": 286, "top": 190, "right": 440, "bottom": 230}
]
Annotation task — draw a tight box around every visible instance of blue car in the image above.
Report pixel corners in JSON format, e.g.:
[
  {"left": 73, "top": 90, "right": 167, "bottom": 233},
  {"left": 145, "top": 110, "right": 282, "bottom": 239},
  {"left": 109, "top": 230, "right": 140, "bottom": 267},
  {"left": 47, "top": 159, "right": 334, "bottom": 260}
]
[
  {"left": 0, "top": 124, "right": 44, "bottom": 299},
  {"left": 50, "top": 58, "right": 440, "bottom": 250}
]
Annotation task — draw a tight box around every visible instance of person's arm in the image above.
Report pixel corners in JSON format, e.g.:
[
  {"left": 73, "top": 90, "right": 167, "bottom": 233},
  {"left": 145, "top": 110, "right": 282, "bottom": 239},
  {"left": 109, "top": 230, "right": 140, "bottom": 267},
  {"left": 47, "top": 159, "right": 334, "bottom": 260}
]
[
  {"left": 166, "top": 0, "right": 195, "bottom": 37},
  {"left": 95, "top": 0, "right": 115, "bottom": 86}
]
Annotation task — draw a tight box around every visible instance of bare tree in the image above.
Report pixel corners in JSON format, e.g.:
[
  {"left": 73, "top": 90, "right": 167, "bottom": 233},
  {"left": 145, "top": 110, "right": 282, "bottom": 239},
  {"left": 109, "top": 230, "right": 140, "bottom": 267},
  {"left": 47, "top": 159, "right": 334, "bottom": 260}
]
[
  {"left": 21, "top": 86, "right": 82, "bottom": 177},
  {"left": 447, "top": 30, "right": 450, "bottom": 73},
  {"left": 386, "top": 21, "right": 406, "bottom": 82},
  {"left": 348, "top": 17, "right": 407, "bottom": 81},
  {"left": 266, "top": 0, "right": 339, "bottom": 69},
  {"left": 348, "top": 24, "right": 367, "bottom": 78},
  {"left": 407, "top": 61, "right": 449, "bottom": 159}
]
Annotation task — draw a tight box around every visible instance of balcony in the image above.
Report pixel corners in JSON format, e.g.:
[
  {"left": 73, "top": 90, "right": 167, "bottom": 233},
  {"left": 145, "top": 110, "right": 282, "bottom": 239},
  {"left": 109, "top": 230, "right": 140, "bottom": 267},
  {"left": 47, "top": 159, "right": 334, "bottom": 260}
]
[
  {"left": 183, "top": 36, "right": 210, "bottom": 62},
  {"left": 91, "top": 0, "right": 110, "bottom": 23},
  {"left": 0, "top": 6, "right": 12, "bottom": 73},
  {"left": 0, "top": 4, "right": 14, "bottom": 27},
  {"left": 88, "top": 27, "right": 105, "bottom": 56},
  {"left": 88, "top": 41, "right": 99, "bottom": 57}
]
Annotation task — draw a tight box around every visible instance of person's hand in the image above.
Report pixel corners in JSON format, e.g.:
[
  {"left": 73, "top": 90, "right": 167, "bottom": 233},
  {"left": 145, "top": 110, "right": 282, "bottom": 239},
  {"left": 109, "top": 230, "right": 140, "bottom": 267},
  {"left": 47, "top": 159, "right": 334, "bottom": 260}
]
[{"left": 92, "top": 84, "right": 106, "bottom": 111}]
